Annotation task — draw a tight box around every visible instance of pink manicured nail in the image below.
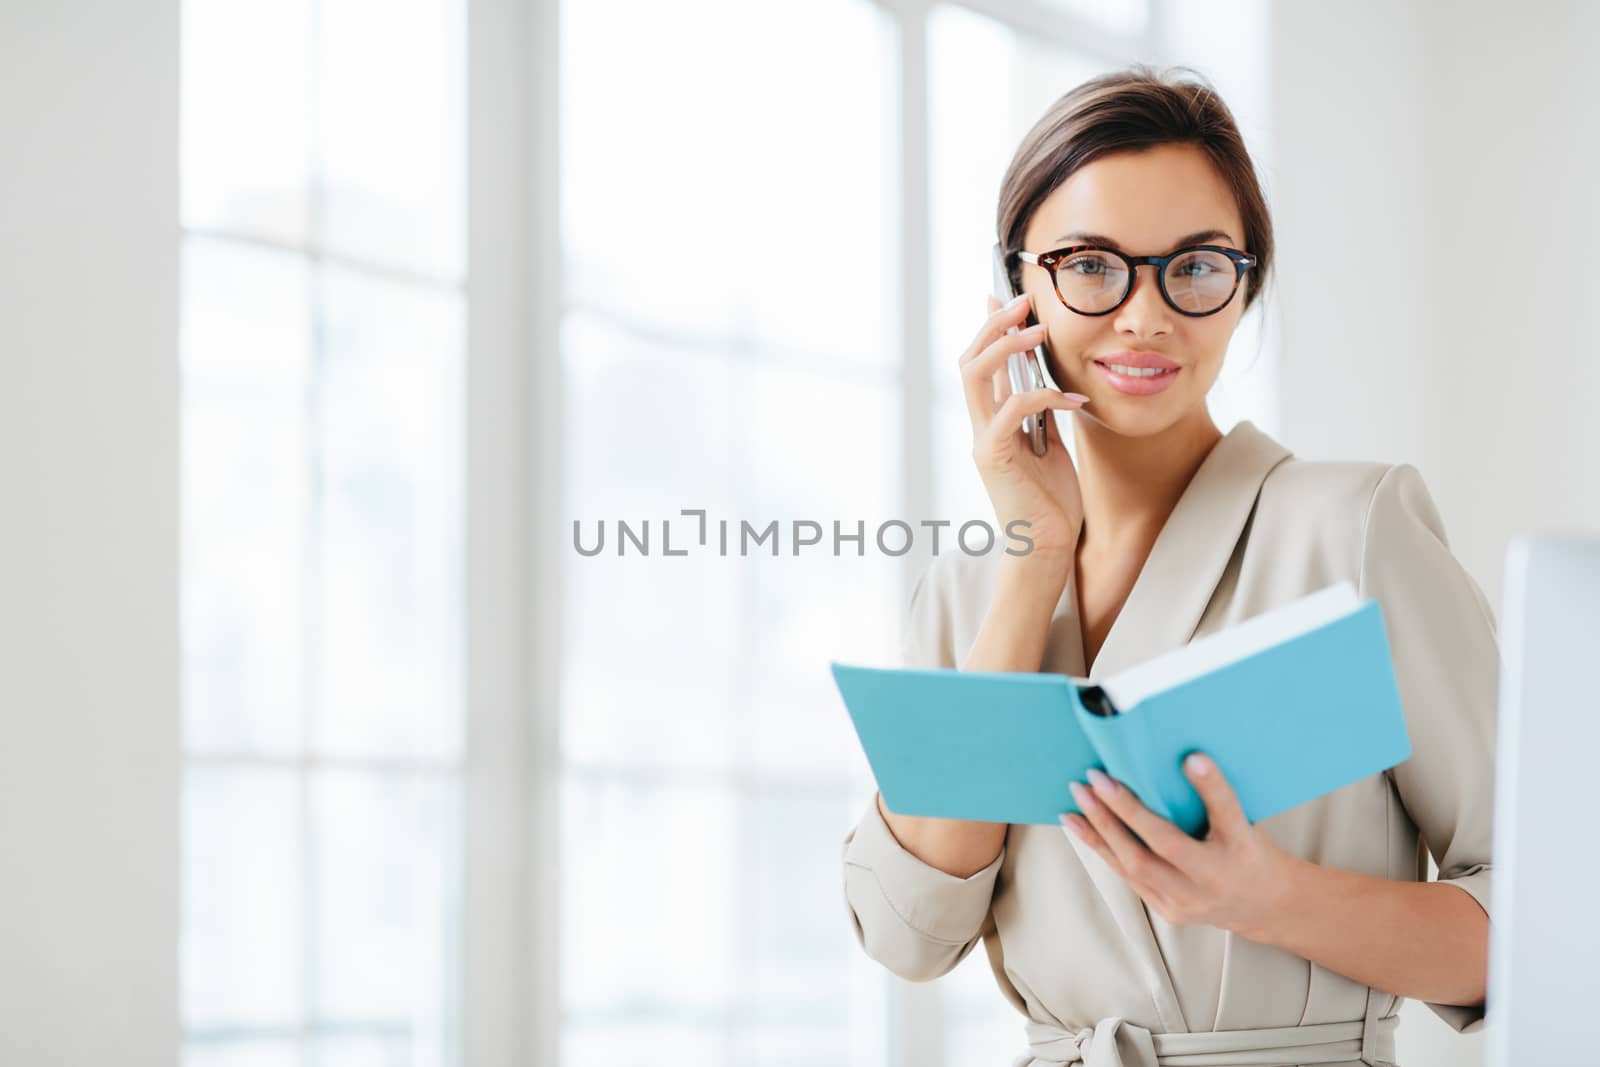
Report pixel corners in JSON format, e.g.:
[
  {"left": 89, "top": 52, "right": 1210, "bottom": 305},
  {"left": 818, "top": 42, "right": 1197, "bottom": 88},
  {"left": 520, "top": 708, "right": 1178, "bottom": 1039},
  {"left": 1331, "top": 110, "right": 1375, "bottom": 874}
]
[
  {"left": 1086, "top": 767, "right": 1115, "bottom": 797},
  {"left": 1186, "top": 753, "right": 1211, "bottom": 776},
  {"left": 1060, "top": 814, "right": 1086, "bottom": 838},
  {"left": 1068, "top": 781, "right": 1097, "bottom": 811}
]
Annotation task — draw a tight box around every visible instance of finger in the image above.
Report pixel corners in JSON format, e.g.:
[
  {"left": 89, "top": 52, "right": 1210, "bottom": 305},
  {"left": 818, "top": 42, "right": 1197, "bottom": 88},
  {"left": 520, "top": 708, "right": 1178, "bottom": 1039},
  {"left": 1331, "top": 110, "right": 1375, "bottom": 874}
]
[
  {"left": 1085, "top": 768, "right": 1203, "bottom": 870},
  {"left": 976, "top": 389, "right": 1087, "bottom": 454},
  {"left": 1183, "top": 753, "right": 1249, "bottom": 841},
  {"left": 962, "top": 320, "right": 1047, "bottom": 398},
  {"left": 1069, "top": 780, "right": 1186, "bottom": 896},
  {"left": 960, "top": 322, "right": 1048, "bottom": 429}
]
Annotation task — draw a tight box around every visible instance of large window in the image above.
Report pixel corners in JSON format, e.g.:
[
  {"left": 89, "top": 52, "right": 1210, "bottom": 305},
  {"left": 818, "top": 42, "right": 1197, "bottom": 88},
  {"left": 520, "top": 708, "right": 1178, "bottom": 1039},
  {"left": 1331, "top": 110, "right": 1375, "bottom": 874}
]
[{"left": 178, "top": 2, "right": 467, "bottom": 1064}]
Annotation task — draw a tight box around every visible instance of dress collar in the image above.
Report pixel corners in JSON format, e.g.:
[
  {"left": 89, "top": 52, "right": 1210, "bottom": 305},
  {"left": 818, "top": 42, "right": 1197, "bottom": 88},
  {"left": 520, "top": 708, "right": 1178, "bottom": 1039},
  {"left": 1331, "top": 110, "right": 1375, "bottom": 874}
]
[{"left": 1053, "top": 418, "right": 1295, "bottom": 680}]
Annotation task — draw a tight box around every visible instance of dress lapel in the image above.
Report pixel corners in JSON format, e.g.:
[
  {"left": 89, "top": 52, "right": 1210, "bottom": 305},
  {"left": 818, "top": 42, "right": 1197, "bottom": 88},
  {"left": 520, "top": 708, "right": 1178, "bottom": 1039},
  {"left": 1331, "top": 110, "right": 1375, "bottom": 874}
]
[
  {"left": 1087, "top": 419, "right": 1294, "bottom": 679},
  {"left": 1059, "top": 418, "right": 1294, "bottom": 1035}
]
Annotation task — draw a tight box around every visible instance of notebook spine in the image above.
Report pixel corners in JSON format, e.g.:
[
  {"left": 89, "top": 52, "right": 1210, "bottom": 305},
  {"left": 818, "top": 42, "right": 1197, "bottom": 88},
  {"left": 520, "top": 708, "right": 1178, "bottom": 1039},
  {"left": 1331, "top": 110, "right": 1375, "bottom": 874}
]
[{"left": 1075, "top": 683, "right": 1121, "bottom": 718}]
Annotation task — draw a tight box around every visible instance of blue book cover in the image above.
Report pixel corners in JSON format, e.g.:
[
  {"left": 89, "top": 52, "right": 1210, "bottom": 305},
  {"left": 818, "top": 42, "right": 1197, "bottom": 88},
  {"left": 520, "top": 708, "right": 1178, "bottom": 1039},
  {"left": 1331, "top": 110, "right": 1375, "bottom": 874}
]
[{"left": 830, "top": 581, "right": 1412, "bottom": 836}]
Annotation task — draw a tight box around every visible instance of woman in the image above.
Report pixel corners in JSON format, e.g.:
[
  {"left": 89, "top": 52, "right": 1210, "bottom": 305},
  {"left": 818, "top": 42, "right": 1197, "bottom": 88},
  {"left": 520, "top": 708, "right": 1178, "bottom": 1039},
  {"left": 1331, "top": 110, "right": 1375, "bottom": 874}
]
[{"left": 841, "top": 66, "right": 1496, "bottom": 1067}]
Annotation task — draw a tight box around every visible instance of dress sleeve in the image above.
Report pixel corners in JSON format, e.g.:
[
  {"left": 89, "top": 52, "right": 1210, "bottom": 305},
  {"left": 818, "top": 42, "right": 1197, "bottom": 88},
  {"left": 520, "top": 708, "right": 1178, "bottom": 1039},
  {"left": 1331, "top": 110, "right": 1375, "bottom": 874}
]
[
  {"left": 1357, "top": 463, "right": 1497, "bottom": 1032},
  {"left": 840, "top": 556, "right": 1004, "bottom": 982}
]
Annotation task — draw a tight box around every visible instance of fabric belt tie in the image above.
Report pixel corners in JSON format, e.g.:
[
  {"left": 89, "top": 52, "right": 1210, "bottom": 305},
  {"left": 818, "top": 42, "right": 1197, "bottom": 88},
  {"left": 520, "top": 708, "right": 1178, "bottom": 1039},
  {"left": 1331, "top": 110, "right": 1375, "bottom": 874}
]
[{"left": 1020, "top": 1013, "right": 1398, "bottom": 1067}]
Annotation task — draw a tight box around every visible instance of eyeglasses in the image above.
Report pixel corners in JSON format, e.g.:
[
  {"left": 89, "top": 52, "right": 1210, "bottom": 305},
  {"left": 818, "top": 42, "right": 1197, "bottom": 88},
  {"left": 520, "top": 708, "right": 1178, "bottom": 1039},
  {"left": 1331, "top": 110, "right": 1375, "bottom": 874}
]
[{"left": 1016, "top": 244, "right": 1257, "bottom": 317}]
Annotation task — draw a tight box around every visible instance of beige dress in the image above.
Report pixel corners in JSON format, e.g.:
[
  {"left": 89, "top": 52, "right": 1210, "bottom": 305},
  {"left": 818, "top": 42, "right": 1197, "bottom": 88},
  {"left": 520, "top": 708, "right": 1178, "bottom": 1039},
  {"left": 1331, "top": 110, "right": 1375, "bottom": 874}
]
[{"left": 841, "top": 420, "right": 1496, "bottom": 1067}]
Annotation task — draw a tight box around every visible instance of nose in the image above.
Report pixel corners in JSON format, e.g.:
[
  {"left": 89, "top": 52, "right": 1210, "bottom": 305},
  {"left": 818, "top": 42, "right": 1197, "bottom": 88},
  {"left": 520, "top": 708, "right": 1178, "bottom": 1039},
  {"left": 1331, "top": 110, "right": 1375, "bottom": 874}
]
[{"left": 1113, "top": 263, "right": 1173, "bottom": 335}]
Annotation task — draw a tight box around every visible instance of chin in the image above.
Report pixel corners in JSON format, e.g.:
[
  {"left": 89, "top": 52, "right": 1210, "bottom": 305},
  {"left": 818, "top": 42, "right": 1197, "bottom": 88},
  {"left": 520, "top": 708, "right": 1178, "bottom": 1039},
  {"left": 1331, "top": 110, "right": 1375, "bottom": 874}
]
[{"left": 1073, "top": 393, "right": 1200, "bottom": 439}]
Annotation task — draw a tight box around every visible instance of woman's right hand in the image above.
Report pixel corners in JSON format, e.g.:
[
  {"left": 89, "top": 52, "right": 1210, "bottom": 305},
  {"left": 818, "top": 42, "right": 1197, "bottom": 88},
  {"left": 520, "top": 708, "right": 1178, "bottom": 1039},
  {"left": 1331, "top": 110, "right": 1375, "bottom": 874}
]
[
  {"left": 961, "top": 293, "right": 1089, "bottom": 559},
  {"left": 875, "top": 293, "right": 1090, "bottom": 875}
]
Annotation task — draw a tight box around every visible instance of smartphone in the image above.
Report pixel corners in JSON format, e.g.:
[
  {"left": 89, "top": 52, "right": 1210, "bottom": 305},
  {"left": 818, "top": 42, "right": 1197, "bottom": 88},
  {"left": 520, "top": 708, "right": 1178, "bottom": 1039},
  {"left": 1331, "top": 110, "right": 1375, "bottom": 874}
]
[{"left": 989, "top": 241, "right": 1051, "bottom": 456}]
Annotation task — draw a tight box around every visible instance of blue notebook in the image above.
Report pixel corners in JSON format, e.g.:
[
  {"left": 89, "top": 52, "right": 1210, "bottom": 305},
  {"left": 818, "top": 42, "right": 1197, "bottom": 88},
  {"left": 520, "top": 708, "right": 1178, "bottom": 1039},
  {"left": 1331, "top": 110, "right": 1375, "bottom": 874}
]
[{"left": 830, "top": 581, "right": 1412, "bottom": 836}]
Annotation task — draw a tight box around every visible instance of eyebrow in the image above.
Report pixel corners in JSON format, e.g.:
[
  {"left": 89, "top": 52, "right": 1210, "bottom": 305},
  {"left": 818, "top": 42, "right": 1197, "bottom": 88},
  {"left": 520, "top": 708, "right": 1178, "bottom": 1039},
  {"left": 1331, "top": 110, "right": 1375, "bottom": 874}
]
[{"left": 1052, "top": 229, "right": 1235, "bottom": 251}]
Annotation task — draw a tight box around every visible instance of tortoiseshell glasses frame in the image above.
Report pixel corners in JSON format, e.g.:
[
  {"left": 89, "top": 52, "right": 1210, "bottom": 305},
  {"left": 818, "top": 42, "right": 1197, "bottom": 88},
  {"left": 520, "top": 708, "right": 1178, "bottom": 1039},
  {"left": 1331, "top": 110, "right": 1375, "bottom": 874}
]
[{"left": 1015, "top": 244, "right": 1258, "bottom": 317}]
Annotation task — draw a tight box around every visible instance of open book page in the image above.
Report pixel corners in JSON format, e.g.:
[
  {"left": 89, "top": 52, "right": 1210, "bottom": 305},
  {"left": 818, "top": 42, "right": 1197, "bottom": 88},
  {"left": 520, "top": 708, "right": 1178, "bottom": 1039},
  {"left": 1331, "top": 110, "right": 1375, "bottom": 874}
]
[{"left": 1098, "top": 580, "right": 1360, "bottom": 712}]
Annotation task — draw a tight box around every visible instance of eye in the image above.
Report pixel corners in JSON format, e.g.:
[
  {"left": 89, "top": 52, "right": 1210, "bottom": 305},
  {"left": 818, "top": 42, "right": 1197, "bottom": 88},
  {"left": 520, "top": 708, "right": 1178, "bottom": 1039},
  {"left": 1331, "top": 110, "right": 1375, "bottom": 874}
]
[{"left": 1170, "top": 251, "right": 1230, "bottom": 279}]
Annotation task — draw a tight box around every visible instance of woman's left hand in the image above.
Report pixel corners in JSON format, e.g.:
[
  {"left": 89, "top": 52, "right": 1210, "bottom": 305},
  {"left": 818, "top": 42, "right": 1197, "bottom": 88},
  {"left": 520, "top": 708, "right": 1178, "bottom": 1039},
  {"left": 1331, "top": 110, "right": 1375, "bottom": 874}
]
[{"left": 1061, "top": 753, "right": 1304, "bottom": 940}]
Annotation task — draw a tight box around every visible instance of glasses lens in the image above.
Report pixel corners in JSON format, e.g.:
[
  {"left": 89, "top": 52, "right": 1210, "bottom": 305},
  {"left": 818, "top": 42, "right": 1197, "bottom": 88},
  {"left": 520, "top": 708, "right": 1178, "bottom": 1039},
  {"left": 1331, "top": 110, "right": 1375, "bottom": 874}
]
[
  {"left": 1164, "top": 249, "right": 1238, "bottom": 313},
  {"left": 1054, "top": 250, "right": 1130, "bottom": 313}
]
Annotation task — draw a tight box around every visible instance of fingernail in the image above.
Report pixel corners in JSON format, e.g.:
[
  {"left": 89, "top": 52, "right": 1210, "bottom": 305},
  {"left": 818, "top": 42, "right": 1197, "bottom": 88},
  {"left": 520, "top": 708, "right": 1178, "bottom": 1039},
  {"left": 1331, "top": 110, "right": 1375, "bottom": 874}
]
[
  {"left": 1008, "top": 292, "right": 1029, "bottom": 307},
  {"left": 1060, "top": 814, "right": 1085, "bottom": 839},
  {"left": 1068, "top": 781, "right": 1096, "bottom": 810},
  {"left": 1186, "top": 753, "right": 1211, "bottom": 776},
  {"left": 1064, "top": 392, "right": 1090, "bottom": 403},
  {"left": 1086, "top": 767, "right": 1115, "bottom": 797}
]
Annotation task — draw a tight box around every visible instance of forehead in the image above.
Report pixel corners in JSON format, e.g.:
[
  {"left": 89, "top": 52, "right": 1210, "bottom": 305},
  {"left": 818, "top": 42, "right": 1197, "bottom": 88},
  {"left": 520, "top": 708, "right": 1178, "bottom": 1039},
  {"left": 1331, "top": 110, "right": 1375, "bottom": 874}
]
[{"left": 1024, "top": 142, "right": 1245, "bottom": 252}]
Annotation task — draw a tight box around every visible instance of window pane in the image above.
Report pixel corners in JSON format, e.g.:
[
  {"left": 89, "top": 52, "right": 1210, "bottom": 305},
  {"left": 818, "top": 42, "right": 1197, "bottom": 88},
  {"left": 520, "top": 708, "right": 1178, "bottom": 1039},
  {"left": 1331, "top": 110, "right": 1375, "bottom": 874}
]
[
  {"left": 730, "top": 1022, "right": 863, "bottom": 1066},
  {"left": 182, "top": 767, "right": 304, "bottom": 1029},
  {"left": 559, "top": 311, "right": 738, "bottom": 520},
  {"left": 1040, "top": 0, "right": 1148, "bottom": 36},
  {"left": 744, "top": 544, "right": 892, "bottom": 775},
  {"left": 560, "top": 312, "right": 742, "bottom": 770},
  {"left": 181, "top": 0, "right": 467, "bottom": 1061},
  {"left": 735, "top": 360, "right": 898, "bottom": 773},
  {"left": 734, "top": 361, "right": 900, "bottom": 527},
  {"left": 561, "top": 550, "right": 742, "bottom": 769},
  {"left": 184, "top": 1039, "right": 301, "bottom": 1067},
  {"left": 314, "top": 267, "right": 465, "bottom": 761},
  {"left": 181, "top": 238, "right": 311, "bottom": 756},
  {"left": 561, "top": 1021, "right": 725, "bottom": 1067},
  {"left": 741, "top": 787, "right": 876, "bottom": 1014},
  {"left": 309, "top": 1035, "right": 412, "bottom": 1067},
  {"left": 562, "top": 782, "right": 887, "bottom": 1064},
  {"left": 308, "top": 770, "right": 460, "bottom": 1056},
  {"left": 318, "top": 0, "right": 466, "bottom": 278},
  {"left": 181, "top": 0, "right": 314, "bottom": 243},
  {"left": 561, "top": 3, "right": 905, "bottom": 1064},
  {"left": 561, "top": 778, "right": 739, "bottom": 1015},
  {"left": 560, "top": 0, "right": 898, "bottom": 367}
]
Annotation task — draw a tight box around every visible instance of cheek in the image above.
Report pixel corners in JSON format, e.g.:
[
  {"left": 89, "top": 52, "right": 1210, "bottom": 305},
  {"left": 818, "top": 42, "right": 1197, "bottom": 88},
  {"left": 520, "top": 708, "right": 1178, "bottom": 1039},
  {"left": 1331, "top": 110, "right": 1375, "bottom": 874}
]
[
  {"left": 1043, "top": 318, "right": 1101, "bottom": 386},
  {"left": 1190, "top": 317, "right": 1243, "bottom": 379}
]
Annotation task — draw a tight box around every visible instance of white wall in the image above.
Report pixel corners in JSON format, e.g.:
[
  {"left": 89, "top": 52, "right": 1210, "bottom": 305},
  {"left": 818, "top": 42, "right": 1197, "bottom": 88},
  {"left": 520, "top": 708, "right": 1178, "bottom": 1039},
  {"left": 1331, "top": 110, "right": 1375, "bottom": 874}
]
[
  {"left": 0, "top": 3, "right": 178, "bottom": 1065},
  {"left": 1269, "top": 3, "right": 1600, "bottom": 1065},
  {"left": 1269, "top": 0, "right": 1430, "bottom": 471},
  {"left": 1418, "top": 1, "right": 1600, "bottom": 609},
  {"left": 1271, "top": 0, "right": 1600, "bottom": 610}
]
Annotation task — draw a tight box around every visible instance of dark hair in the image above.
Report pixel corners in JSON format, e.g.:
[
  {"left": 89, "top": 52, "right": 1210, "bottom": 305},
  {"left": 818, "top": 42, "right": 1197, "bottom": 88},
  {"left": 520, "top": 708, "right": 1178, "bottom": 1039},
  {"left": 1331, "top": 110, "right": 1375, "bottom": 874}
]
[{"left": 996, "top": 64, "right": 1275, "bottom": 316}]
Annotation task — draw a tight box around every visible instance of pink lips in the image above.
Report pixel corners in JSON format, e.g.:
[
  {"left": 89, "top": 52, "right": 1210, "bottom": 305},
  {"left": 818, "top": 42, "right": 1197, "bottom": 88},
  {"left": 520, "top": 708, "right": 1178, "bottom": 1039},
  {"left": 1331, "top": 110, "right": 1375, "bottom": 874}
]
[{"left": 1093, "top": 351, "right": 1181, "bottom": 396}]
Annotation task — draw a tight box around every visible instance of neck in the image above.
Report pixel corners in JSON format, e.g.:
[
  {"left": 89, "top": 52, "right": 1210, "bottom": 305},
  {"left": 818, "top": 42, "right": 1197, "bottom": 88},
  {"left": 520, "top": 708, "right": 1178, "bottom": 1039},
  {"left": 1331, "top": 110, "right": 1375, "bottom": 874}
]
[{"left": 1071, "top": 408, "right": 1225, "bottom": 552}]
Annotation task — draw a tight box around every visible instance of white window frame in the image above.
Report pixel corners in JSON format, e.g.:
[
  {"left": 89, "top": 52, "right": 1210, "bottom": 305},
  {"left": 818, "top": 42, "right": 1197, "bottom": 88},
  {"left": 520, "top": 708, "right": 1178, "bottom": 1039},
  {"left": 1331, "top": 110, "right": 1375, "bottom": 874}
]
[{"left": 463, "top": 0, "right": 562, "bottom": 1063}]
